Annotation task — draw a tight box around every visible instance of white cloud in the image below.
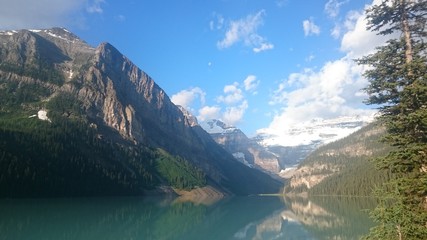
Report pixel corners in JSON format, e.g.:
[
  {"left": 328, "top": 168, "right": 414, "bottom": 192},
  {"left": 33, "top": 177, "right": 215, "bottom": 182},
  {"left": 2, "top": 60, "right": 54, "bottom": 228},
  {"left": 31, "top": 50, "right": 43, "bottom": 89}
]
[
  {"left": 341, "top": 8, "right": 392, "bottom": 58},
  {"left": 217, "top": 10, "right": 274, "bottom": 53},
  {"left": 216, "top": 82, "right": 244, "bottom": 104},
  {"left": 175, "top": 76, "right": 253, "bottom": 126},
  {"left": 259, "top": 57, "right": 377, "bottom": 145},
  {"left": 200, "top": 78, "right": 252, "bottom": 125},
  {"left": 0, "top": 0, "right": 88, "bottom": 30},
  {"left": 269, "top": 60, "right": 366, "bottom": 118},
  {"left": 243, "top": 75, "right": 260, "bottom": 93},
  {"left": 260, "top": 0, "right": 393, "bottom": 146},
  {"left": 253, "top": 43, "right": 274, "bottom": 53},
  {"left": 223, "top": 100, "right": 249, "bottom": 126},
  {"left": 0, "top": 0, "right": 107, "bottom": 30},
  {"left": 86, "top": 0, "right": 106, "bottom": 14},
  {"left": 197, "top": 106, "right": 221, "bottom": 122},
  {"left": 303, "top": 18, "right": 320, "bottom": 36},
  {"left": 210, "top": 12, "right": 225, "bottom": 31},
  {"left": 330, "top": 23, "right": 341, "bottom": 39},
  {"left": 171, "top": 87, "right": 206, "bottom": 111},
  {"left": 329, "top": 10, "right": 360, "bottom": 39},
  {"left": 325, "top": 0, "right": 348, "bottom": 18}
]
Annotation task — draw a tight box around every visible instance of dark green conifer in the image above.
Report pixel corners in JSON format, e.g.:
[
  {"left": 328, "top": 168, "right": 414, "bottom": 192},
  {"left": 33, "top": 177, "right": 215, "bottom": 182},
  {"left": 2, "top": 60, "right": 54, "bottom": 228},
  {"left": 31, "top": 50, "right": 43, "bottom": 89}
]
[{"left": 357, "top": 0, "right": 427, "bottom": 239}]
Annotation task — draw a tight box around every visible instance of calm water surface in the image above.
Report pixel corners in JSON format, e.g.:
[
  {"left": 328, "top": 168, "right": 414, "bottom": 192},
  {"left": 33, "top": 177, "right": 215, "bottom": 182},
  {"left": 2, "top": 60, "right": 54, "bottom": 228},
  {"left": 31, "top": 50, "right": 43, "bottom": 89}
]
[{"left": 0, "top": 195, "right": 375, "bottom": 240}]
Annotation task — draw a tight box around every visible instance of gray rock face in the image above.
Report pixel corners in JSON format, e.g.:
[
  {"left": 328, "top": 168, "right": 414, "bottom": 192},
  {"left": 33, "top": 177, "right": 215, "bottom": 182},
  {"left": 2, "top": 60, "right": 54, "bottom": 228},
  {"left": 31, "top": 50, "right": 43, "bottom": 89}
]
[
  {"left": 0, "top": 28, "right": 282, "bottom": 195},
  {"left": 201, "top": 119, "right": 281, "bottom": 175}
]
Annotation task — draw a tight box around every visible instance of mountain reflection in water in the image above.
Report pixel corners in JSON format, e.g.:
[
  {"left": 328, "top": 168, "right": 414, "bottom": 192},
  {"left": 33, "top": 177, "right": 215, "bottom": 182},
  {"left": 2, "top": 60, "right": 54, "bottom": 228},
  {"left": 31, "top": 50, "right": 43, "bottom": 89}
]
[{"left": 0, "top": 195, "right": 375, "bottom": 240}]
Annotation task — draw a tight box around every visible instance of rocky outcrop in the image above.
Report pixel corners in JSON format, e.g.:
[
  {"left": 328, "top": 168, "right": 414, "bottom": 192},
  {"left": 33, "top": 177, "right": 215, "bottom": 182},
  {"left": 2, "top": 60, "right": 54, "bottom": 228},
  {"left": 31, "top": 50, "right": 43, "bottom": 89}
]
[{"left": 288, "top": 163, "right": 339, "bottom": 190}]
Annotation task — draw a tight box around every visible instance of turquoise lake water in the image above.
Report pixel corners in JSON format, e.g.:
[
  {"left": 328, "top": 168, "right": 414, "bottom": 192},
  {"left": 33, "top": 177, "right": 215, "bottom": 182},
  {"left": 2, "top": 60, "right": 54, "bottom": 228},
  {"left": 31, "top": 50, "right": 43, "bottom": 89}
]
[{"left": 0, "top": 195, "right": 375, "bottom": 240}]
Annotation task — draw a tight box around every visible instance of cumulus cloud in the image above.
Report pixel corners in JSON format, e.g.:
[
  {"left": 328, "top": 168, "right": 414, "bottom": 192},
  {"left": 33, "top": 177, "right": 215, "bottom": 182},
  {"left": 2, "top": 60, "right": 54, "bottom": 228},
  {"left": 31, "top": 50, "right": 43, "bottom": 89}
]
[
  {"left": 269, "top": 60, "right": 368, "bottom": 121},
  {"left": 174, "top": 81, "right": 250, "bottom": 126},
  {"left": 223, "top": 100, "right": 249, "bottom": 126},
  {"left": 216, "top": 10, "right": 274, "bottom": 53},
  {"left": 171, "top": 87, "right": 206, "bottom": 112},
  {"left": 259, "top": 57, "right": 377, "bottom": 145},
  {"left": 198, "top": 76, "right": 254, "bottom": 126},
  {"left": 198, "top": 106, "right": 221, "bottom": 122},
  {"left": 259, "top": 0, "right": 391, "bottom": 146},
  {"left": 341, "top": 9, "right": 392, "bottom": 58},
  {"left": 216, "top": 82, "right": 244, "bottom": 104},
  {"left": 330, "top": 10, "right": 361, "bottom": 39},
  {"left": 303, "top": 18, "right": 320, "bottom": 36},
  {"left": 0, "top": 0, "right": 106, "bottom": 30}
]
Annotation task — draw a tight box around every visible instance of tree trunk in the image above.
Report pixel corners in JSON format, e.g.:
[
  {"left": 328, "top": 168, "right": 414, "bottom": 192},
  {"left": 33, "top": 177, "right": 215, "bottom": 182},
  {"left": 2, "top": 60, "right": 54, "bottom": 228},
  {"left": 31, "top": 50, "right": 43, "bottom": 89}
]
[
  {"left": 397, "top": 224, "right": 403, "bottom": 240},
  {"left": 400, "top": 0, "right": 413, "bottom": 64}
]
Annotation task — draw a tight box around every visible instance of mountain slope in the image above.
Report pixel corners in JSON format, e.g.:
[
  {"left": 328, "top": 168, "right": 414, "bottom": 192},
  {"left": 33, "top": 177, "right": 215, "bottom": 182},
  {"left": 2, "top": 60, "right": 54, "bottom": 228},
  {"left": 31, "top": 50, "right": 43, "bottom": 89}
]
[
  {"left": 284, "top": 121, "right": 392, "bottom": 196},
  {"left": 0, "top": 28, "right": 281, "bottom": 197},
  {"left": 254, "top": 115, "right": 376, "bottom": 171},
  {"left": 200, "top": 119, "right": 280, "bottom": 175}
]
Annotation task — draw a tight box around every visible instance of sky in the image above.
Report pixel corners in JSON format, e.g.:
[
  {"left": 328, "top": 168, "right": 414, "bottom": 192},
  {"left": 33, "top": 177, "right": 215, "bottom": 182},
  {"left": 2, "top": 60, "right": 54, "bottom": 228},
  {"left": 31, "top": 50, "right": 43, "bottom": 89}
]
[{"left": 0, "top": 0, "right": 391, "bottom": 137}]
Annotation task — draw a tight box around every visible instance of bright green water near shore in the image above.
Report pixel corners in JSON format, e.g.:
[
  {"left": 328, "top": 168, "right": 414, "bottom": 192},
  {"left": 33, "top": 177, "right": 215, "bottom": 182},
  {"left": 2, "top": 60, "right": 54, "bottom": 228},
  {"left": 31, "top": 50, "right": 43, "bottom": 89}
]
[{"left": 0, "top": 195, "right": 375, "bottom": 240}]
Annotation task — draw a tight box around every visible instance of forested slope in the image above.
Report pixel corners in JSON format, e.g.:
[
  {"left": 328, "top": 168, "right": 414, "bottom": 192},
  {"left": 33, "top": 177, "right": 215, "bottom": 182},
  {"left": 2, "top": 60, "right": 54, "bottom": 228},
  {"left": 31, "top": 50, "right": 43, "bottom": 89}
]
[
  {"left": 285, "top": 121, "right": 393, "bottom": 196},
  {"left": 0, "top": 54, "right": 206, "bottom": 197}
]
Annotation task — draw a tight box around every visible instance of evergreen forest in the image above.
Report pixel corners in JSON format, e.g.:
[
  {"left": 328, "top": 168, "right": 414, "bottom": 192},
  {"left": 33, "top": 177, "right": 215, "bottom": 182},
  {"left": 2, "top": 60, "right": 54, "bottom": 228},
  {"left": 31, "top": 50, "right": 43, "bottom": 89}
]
[{"left": 0, "top": 75, "right": 206, "bottom": 197}]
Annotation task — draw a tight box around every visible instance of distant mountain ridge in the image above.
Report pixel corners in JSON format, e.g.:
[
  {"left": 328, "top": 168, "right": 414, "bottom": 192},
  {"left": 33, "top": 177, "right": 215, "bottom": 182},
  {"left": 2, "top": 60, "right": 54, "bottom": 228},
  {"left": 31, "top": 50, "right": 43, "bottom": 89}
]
[
  {"left": 256, "top": 115, "right": 375, "bottom": 147},
  {"left": 200, "top": 119, "right": 281, "bottom": 176},
  {"left": 0, "top": 27, "right": 281, "bottom": 197}
]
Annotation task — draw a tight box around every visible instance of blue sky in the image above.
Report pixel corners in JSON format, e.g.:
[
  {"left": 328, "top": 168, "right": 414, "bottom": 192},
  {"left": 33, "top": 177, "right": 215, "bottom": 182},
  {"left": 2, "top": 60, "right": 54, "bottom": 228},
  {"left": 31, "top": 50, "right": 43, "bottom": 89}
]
[{"left": 0, "top": 0, "right": 389, "bottom": 137}]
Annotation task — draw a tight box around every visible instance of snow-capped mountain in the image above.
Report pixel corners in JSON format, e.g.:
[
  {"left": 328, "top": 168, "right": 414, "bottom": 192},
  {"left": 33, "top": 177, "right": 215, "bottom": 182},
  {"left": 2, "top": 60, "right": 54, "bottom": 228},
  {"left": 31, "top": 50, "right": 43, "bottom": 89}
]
[
  {"left": 251, "top": 115, "right": 376, "bottom": 176},
  {"left": 256, "top": 115, "right": 376, "bottom": 148},
  {"left": 199, "top": 115, "right": 376, "bottom": 178},
  {"left": 199, "top": 119, "right": 239, "bottom": 134},
  {"left": 200, "top": 119, "right": 281, "bottom": 176}
]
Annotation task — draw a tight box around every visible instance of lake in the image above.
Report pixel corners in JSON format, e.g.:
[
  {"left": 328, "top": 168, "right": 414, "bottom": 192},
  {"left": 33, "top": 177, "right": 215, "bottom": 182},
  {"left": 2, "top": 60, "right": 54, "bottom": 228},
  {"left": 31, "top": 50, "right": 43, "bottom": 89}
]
[{"left": 0, "top": 195, "right": 375, "bottom": 240}]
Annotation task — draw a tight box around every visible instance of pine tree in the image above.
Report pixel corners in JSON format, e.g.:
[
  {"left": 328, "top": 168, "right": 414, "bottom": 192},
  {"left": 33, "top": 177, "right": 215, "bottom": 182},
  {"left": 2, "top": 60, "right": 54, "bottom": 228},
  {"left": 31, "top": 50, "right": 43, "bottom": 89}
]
[{"left": 357, "top": 0, "right": 427, "bottom": 239}]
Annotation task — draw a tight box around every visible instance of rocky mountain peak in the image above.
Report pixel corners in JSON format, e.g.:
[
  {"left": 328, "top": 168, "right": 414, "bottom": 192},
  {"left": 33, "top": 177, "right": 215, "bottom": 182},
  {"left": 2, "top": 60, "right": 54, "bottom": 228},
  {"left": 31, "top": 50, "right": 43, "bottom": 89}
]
[
  {"left": 200, "top": 119, "right": 281, "bottom": 176},
  {"left": 200, "top": 119, "right": 237, "bottom": 134},
  {"left": 177, "top": 106, "right": 199, "bottom": 127},
  {"left": 30, "top": 27, "right": 85, "bottom": 44}
]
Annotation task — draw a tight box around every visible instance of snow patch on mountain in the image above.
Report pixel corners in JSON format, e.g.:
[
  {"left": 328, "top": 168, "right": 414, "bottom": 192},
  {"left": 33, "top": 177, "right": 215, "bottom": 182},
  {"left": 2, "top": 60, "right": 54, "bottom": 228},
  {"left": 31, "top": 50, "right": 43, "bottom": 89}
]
[
  {"left": 199, "top": 119, "right": 238, "bottom": 134},
  {"left": 0, "top": 30, "right": 17, "bottom": 36},
  {"left": 232, "top": 152, "right": 253, "bottom": 168}
]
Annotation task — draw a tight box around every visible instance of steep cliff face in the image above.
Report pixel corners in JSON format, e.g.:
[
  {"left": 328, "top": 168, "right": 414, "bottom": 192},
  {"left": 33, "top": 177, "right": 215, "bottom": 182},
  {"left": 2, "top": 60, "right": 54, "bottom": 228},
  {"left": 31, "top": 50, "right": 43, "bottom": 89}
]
[{"left": 0, "top": 28, "right": 281, "bottom": 196}]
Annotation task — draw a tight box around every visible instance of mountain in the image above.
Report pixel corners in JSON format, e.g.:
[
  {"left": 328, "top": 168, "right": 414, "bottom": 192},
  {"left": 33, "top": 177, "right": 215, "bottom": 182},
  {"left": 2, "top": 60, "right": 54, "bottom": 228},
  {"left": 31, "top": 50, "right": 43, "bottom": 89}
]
[
  {"left": 256, "top": 115, "right": 375, "bottom": 147},
  {"left": 284, "top": 121, "right": 392, "bottom": 196},
  {"left": 0, "top": 28, "right": 282, "bottom": 197},
  {"left": 200, "top": 119, "right": 280, "bottom": 176},
  {"left": 254, "top": 115, "right": 375, "bottom": 172}
]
